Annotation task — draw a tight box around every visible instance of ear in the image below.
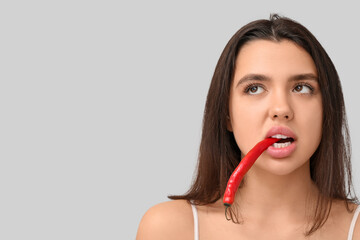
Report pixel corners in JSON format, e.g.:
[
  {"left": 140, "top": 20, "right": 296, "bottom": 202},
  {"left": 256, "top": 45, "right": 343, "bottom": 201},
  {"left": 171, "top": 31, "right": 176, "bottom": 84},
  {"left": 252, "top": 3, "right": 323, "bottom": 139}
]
[{"left": 226, "top": 116, "right": 233, "bottom": 132}]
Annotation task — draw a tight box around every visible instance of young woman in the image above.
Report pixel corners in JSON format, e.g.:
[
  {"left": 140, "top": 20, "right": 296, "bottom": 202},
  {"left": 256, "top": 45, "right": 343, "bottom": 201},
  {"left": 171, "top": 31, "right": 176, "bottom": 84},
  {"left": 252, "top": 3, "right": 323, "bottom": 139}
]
[{"left": 136, "top": 14, "right": 360, "bottom": 240}]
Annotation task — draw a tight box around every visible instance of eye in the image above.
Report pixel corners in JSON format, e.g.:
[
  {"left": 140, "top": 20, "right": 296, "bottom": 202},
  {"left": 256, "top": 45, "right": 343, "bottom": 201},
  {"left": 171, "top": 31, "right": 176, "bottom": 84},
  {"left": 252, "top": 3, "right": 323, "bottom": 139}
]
[
  {"left": 293, "top": 83, "right": 314, "bottom": 94},
  {"left": 244, "top": 84, "right": 265, "bottom": 95}
]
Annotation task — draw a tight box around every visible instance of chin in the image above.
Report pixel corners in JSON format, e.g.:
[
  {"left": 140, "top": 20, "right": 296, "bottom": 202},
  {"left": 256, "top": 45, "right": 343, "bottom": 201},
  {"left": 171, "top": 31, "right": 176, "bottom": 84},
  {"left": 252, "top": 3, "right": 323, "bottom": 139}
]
[{"left": 254, "top": 158, "right": 310, "bottom": 177}]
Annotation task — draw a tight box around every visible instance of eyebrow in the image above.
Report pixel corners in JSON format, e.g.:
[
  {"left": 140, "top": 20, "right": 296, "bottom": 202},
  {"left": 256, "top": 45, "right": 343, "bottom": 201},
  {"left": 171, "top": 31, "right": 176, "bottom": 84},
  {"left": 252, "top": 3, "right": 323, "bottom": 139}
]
[{"left": 235, "top": 73, "right": 319, "bottom": 88}]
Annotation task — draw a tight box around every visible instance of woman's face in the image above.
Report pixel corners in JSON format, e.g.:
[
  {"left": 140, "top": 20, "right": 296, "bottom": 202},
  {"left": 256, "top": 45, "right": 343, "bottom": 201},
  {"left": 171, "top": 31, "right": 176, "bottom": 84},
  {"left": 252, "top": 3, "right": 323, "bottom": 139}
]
[{"left": 228, "top": 40, "right": 323, "bottom": 176}]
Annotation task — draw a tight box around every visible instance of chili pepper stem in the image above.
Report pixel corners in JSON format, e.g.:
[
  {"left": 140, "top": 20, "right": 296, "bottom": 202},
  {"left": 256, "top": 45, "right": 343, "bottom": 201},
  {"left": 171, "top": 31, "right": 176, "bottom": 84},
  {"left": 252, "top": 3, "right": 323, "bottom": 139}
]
[{"left": 224, "top": 204, "right": 231, "bottom": 221}]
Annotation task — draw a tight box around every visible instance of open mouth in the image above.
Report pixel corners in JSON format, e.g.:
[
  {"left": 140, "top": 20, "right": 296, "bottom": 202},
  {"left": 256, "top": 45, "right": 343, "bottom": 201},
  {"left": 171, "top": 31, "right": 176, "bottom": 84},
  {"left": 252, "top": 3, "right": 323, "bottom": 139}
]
[{"left": 271, "top": 134, "right": 295, "bottom": 148}]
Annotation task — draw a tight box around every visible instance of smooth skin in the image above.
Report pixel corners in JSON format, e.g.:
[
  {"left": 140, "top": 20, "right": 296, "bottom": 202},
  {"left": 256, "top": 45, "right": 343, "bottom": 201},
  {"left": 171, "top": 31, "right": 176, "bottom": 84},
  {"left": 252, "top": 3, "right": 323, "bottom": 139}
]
[{"left": 136, "top": 40, "right": 360, "bottom": 240}]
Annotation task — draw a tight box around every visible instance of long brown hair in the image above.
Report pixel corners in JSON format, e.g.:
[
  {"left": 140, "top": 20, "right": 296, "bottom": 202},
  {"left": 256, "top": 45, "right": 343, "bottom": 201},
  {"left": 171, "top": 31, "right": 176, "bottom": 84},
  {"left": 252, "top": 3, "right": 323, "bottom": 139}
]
[{"left": 169, "top": 14, "right": 358, "bottom": 236}]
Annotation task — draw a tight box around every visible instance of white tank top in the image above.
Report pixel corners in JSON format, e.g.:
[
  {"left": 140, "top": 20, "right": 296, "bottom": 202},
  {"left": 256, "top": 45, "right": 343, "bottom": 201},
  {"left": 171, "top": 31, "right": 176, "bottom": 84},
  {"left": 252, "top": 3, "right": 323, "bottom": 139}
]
[{"left": 191, "top": 204, "right": 360, "bottom": 240}]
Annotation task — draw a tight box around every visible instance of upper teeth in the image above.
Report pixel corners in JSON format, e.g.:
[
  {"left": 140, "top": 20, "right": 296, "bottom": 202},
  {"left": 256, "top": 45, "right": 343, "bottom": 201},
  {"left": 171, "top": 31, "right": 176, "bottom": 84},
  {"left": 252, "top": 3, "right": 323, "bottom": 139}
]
[{"left": 271, "top": 134, "right": 289, "bottom": 139}]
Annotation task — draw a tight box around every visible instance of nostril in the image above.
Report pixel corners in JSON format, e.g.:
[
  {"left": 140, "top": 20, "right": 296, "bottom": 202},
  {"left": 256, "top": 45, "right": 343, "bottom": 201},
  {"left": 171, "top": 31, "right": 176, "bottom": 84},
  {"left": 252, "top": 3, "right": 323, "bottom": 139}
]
[{"left": 273, "top": 114, "right": 291, "bottom": 119}]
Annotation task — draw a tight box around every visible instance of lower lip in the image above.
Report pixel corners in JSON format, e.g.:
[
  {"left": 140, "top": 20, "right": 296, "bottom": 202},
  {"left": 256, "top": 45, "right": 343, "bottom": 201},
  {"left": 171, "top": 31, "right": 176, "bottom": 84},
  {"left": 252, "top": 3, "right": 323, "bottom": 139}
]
[{"left": 266, "top": 141, "right": 296, "bottom": 158}]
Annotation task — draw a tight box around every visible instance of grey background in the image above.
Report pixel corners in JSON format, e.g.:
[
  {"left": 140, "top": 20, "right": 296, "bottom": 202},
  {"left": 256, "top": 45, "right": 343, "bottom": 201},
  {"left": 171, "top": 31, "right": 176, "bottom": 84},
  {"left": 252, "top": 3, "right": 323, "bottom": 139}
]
[{"left": 0, "top": 1, "right": 359, "bottom": 239}]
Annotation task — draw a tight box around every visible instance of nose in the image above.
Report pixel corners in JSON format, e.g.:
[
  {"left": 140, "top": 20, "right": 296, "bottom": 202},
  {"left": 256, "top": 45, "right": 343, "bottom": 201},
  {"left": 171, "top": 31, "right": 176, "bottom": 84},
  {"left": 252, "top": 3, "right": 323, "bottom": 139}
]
[{"left": 268, "top": 92, "right": 294, "bottom": 121}]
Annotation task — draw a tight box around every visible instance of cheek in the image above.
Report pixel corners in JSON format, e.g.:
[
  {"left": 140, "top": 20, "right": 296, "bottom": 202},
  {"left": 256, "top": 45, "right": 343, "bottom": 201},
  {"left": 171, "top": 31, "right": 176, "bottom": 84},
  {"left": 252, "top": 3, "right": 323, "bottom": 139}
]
[
  {"left": 298, "top": 101, "right": 323, "bottom": 153},
  {"left": 309, "top": 110, "right": 323, "bottom": 147},
  {"left": 304, "top": 100, "right": 322, "bottom": 134},
  {"left": 230, "top": 103, "right": 265, "bottom": 153}
]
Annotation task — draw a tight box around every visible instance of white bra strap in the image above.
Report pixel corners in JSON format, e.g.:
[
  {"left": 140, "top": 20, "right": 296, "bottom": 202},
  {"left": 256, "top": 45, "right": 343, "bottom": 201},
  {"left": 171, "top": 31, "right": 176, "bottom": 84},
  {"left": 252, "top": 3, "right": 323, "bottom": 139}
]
[
  {"left": 191, "top": 204, "right": 199, "bottom": 240},
  {"left": 348, "top": 205, "right": 360, "bottom": 240}
]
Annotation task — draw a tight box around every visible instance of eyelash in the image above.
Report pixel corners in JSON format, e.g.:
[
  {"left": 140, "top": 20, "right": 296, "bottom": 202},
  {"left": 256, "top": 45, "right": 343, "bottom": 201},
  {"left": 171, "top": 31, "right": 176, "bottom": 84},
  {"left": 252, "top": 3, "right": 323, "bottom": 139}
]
[
  {"left": 293, "top": 82, "right": 314, "bottom": 94},
  {"left": 243, "top": 83, "right": 265, "bottom": 94},
  {"left": 243, "top": 82, "right": 315, "bottom": 95}
]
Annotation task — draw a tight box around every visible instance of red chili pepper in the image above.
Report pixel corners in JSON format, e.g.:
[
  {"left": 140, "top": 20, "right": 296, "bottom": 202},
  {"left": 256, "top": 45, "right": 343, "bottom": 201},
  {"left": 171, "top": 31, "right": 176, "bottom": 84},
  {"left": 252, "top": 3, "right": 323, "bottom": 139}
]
[{"left": 223, "top": 138, "right": 279, "bottom": 211}]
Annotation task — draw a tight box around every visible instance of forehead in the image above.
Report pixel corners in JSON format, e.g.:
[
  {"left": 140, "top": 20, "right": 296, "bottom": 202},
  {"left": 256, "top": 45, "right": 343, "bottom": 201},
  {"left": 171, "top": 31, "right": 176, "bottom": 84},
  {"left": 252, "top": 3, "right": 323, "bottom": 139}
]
[{"left": 234, "top": 39, "right": 317, "bottom": 76}]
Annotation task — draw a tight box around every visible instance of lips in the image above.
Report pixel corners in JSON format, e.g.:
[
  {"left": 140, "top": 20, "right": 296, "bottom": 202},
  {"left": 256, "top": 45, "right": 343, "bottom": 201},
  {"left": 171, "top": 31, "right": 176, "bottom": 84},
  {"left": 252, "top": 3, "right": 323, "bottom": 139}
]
[{"left": 265, "top": 126, "right": 297, "bottom": 158}]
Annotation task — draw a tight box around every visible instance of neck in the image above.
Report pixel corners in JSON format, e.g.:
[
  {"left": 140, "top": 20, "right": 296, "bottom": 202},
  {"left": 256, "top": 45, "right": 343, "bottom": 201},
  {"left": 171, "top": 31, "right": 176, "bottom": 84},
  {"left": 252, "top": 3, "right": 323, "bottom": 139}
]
[{"left": 234, "top": 160, "right": 319, "bottom": 224}]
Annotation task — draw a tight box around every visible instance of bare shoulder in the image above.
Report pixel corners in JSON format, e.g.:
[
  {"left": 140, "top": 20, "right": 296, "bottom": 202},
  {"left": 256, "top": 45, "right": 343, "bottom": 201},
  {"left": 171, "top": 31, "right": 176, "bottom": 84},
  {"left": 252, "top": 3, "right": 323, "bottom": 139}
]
[
  {"left": 341, "top": 201, "right": 360, "bottom": 240},
  {"left": 349, "top": 203, "right": 360, "bottom": 240},
  {"left": 136, "top": 200, "right": 194, "bottom": 240},
  {"left": 328, "top": 200, "right": 360, "bottom": 239}
]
